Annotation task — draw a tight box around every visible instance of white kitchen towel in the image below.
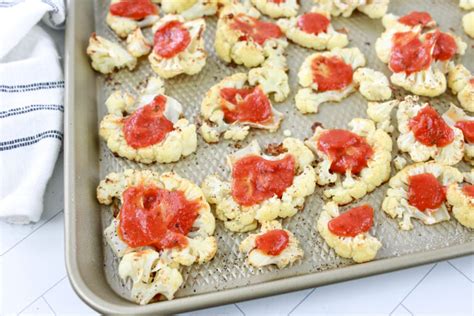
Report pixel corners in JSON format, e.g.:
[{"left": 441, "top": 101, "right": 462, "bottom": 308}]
[{"left": 0, "top": 0, "right": 65, "bottom": 224}]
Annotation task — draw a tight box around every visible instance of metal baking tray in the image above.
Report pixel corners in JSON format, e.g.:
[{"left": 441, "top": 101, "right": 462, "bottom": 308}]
[{"left": 65, "top": 0, "right": 474, "bottom": 314}]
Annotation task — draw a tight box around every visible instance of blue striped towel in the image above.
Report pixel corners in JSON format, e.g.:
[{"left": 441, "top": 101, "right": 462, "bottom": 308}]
[{"left": 0, "top": 0, "right": 65, "bottom": 224}]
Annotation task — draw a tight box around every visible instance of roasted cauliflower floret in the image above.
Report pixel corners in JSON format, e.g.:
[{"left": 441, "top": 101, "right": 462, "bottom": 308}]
[
  {"left": 382, "top": 162, "right": 463, "bottom": 230},
  {"left": 118, "top": 250, "right": 183, "bottom": 305},
  {"left": 202, "top": 139, "right": 316, "bottom": 232},
  {"left": 97, "top": 169, "right": 217, "bottom": 266},
  {"left": 250, "top": 0, "right": 299, "bottom": 18},
  {"left": 397, "top": 95, "right": 464, "bottom": 165},
  {"left": 313, "top": 0, "right": 389, "bottom": 19},
  {"left": 106, "top": 0, "right": 160, "bottom": 38},
  {"left": 447, "top": 182, "right": 474, "bottom": 229},
  {"left": 214, "top": 2, "right": 288, "bottom": 68},
  {"left": 353, "top": 67, "right": 392, "bottom": 101},
  {"left": 448, "top": 64, "right": 474, "bottom": 112},
  {"left": 199, "top": 73, "right": 284, "bottom": 143},
  {"left": 148, "top": 15, "right": 207, "bottom": 79},
  {"left": 463, "top": 11, "right": 474, "bottom": 38},
  {"left": 295, "top": 47, "right": 366, "bottom": 114},
  {"left": 393, "top": 155, "right": 407, "bottom": 171},
  {"left": 366, "top": 99, "right": 399, "bottom": 133},
  {"left": 86, "top": 33, "right": 137, "bottom": 74},
  {"left": 99, "top": 77, "right": 197, "bottom": 164},
  {"left": 460, "top": 0, "right": 474, "bottom": 10},
  {"left": 357, "top": 0, "right": 390, "bottom": 19},
  {"left": 306, "top": 118, "right": 392, "bottom": 205},
  {"left": 126, "top": 28, "right": 152, "bottom": 58},
  {"left": 317, "top": 202, "right": 382, "bottom": 263},
  {"left": 239, "top": 221, "right": 304, "bottom": 268},
  {"left": 442, "top": 103, "right": 474, "bottom": 165},
  {"left": 390, "top": 64, "right": 447, "bottom": 97},
  {"left": 277, "top": 8, "right": 348, "bottom": 51},
  {"left": 160, "top": 0, "right": 218, "bottom": 19}
]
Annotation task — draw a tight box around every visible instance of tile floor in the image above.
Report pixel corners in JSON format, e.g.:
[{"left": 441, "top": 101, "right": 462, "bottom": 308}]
[{"left": 1, "top": 153, "right": 473, "bottom": 316}]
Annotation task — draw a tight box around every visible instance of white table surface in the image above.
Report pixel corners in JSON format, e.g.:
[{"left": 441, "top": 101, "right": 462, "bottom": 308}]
[{"left": 0, "top": 152, "right": 473, "bottom": 316}]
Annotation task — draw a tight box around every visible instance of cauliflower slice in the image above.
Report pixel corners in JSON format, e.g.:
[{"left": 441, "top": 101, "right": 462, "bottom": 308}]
[
  {"left": 126, "top": 28, "right": 152, "bottom": 58},
  {"left": 317, "top": 202, "right": 382, "bottom": 263},
  {"left": 390, "top": 64, "right": 447, "bottom": 97},
  {"left": 305, "top": 118, "right": 392, "bottom": 205},
  {"left": 295, "top": 47, "right": 366, "bottom": 114},
  {"left": 460, "top": 0, "right": 474, "bottom": 10},
  {"left": 239, "top": 221, "right": 304, "bottom": 268},
  {"left": 118, "top": 249, "right": 183, "bottom": 305},
  {"left": 442, "top": 103, "right": 474, "bottom": 165},
  {"left": 97, "top": 169, "right": 217, "bottom": 266},
  {"left": 148, "top": 15, "right": 207, "bottom": 79},
  {"left": 277, "top": 8, "right": 348, "bottom": 51},
  {"left": 382, "top": 162, "right": 463, "bottom": 230},
  {"left": 86, "top": 33, "right": 137, "bottom": 74},
  {"left": 397, "top": 95, "right": 464, "bottom": 165},
  {"left": 160, "top": 0, "right": 218, "bottom": 19},
  {"left": 199, "top": 72, "right": 284, "bottom": 143},
  {"left": 313, "top": 0, "right": 389, "bottom": 19},
  {"left": 393, "top": 156, "right": 407, "bottom": 171},
  {"left": 106, "top": 0, "right": 160, "bottom": 38},
  {"left": 447, "top": 181, "right": 474, "bottom": 229},
  {"left": 448, "top": 64, "right": 474, "bottom": 112},
  {"left": 354, "top": 68, "right": 392, "bottom": 101},
  {"left": 202, "top": 139, "right": 316, "bottom": 232},
  {"left": 463, "top": 11, "right": 474, "bottom": 38},
  {"left": 99, "top": 78, "right": 197, "bottom": 164},
  {"left": 214, "top": 2, "right": 288, "bottom": 68},
  {"left": 250, "top": 0, "right": 299, "bottom": 18},
  {"left": 366, "top": 99, "right": 399, "bottom": 133}
]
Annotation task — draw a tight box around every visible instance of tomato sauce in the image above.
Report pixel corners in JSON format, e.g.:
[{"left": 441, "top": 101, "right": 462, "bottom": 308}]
[
  {"left": 123, "top": 95, "right": 174, "bottom": 149},
  {"left": 317, "top": 129, "right": 374, "bottom": 175},
  {"left": 455, "top": 120, "right": 474, "bottom": 143},
  {"left": 118, "top": 185, "right": 201, "bottom": 249},
  {"left": 431, "top": 31, "right": 457, "bottom": 61},
  {"left": 270, "top": 0, "right": 286, "bottom": 3},
  {"left": 389, "top": 31, "right": 435, "bottom": 74},
  {"left": 311, "top": 55, "right": 353, "bottom": 91},
  {"left": 462, "top": 185, "right": 474, "bottom": 198},
  {"left": 408, "top": 173, "right": 446, "bottom": 211},
  {"left": 255, "top": 229, "right": 289, "bottom": 256},
  {"left": 328, "top": 204, "right": 374, "bottom": 237},
  {"left": 109, "top": 0, "right": 157, "bottom": 20},
  {"left": 408, "top": 106, "right": 454, "bottom": 147},
  {"left": 231, "top": 14, "right": 283, "bottom": 45},
  {"left": 297, "top": 12, "right": 330, "bottom": 35},
  {"left": 232, "top": 155, "right": 295, "bottom": 206},
  {"left": 220, "top": 87, "right": 273, "bottom": 124},
  {"left": 398, "top": 11, "right": 433, "bottom": 27},
  {"left": 153, "top": 20, "right": 191, "bottom": 58}
]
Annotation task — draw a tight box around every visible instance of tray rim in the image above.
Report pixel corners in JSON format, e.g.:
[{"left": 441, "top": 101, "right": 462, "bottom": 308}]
[{"left": 64, "top": 0, "right": 474, "bottom": 314}]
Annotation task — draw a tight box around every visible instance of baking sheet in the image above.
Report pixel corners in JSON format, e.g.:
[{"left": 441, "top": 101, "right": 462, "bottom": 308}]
[{"left": 66, "top": 0, "right": 474, "bottom": 313}]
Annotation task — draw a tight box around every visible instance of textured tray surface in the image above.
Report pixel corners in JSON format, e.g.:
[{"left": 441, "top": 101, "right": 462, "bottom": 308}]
[{"left": 93, "top": 0, "right": 474, "bottom": 302}]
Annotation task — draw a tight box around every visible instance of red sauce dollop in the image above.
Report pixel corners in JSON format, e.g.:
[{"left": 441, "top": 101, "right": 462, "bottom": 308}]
[
  {"left": 153, "top": 20, "right": 191, "bottom": 58},
  {"left": 317, "top": 129, "right": 374, "bottom": 175},
  {"left": 123, "top": 95, "right": 174, "bottom": 149},
  {"left": 398, "top": 11, "right": 433, "bottom": 27},
  {"left": 328, "top": 204, "right": 374, "bottom": 237},
  {"left": 270, "top": 0, "right": 286, "bottom": 3},
  {"left": 455, "top": 120, "right": 474, "bottom": 143},
  {"left": 408, "top": 106, "right": 454, "bottom": 147},
  {"left": 462, "top": 185, "right": 474, "bottom": 198},
  {"left": 255, "top": 229, "right": 289, "bottom": 256},
  {"left": 408, "top": 173, "right": 446, "bottom": 211},
  {"left": 389, "top": 31, "right": 435, "bottom": 74},
  {"left": 431, "top": 31, "right": 457, "bottom": 61},
  {"left": 232, "top": 155, "right": 295, "bottom": 206},
  {"left": 311, "top": 56, "right": 353, "bottom": 91},
  {"left": 118, "top": 185, "right": 200, "bottom": 249},
  {"left": 297, "top": 12, "right": 330, "bottom": 35},
  {"left": 231, "top": 14, "right": 282, "bottom": 45},
  {"left": 220, "top": 87, "right": 272, "bottom": 124},
  {"left": 109, "top": 0, "right": 157, "bottom": 20}
]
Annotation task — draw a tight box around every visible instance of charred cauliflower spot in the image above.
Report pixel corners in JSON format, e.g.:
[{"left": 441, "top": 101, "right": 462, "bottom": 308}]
[
  {"left": 442, "top": 103, "right": 474, "bottom": 165},
  {"left": 202, "top": 139, "right": 316, "bottom": 232},
  {"left": 86, "top": 33, "right": 137, "bottom": 74},
  {"left": 99, "top": 77, "right": 197, "bottom": 164},
  {"left": 397, "top": 95, "right": 464, "bottom": 166},
  {"left": 295, "top": 47, "right": 366, "bottom": 114},
  {"left": 353, "top": 67, "right": 392, "bottom": 101},
  {"left": 148, "top": 15, "right": 207, "bottom": 79},
  {"left": 382, "top": 162, "right": 463, "bottom": 230},
  {"left": 313, "top": 0, "right": 389, "bottom": 19},
  {"left": 160, "top": 0, "right": 218, "bottom": 20},
  {"left": 106, "top": 0, "right": 160, "bottom": 38},
  {"left": 447, "top": 64, "right": 474, "bottom": 112},
  {"left": 277, "top": 8, "right": 348, "bottom": 50},
  {"left": 239, "top": 221, "right": 304, "bottom": 268},
  {"left": 306, "top": 118, "right": 392, "bottom": 205},
  {"left": 250, "top": 0, "right": 299, "bottom": 18}
]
